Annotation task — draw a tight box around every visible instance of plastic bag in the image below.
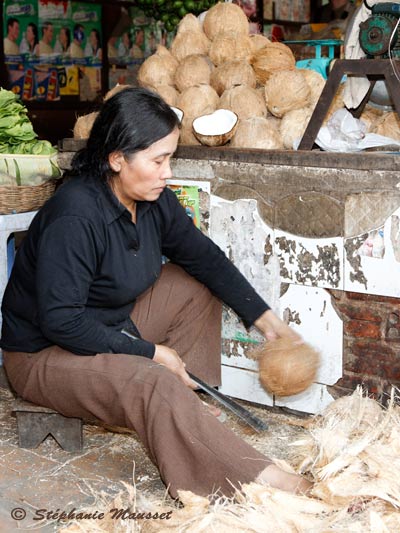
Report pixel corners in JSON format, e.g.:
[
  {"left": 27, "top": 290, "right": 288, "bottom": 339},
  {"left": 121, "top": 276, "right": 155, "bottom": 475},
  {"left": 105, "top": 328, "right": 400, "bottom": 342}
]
[{"left": 315, "top": 108, "right": 400, "bottom": 152}]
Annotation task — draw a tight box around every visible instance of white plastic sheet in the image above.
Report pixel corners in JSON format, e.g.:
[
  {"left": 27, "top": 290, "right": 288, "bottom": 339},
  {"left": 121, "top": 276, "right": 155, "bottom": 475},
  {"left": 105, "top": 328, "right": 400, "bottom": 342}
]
[{"left": 315, "top": 108, "right": 400, "bottom": 152}]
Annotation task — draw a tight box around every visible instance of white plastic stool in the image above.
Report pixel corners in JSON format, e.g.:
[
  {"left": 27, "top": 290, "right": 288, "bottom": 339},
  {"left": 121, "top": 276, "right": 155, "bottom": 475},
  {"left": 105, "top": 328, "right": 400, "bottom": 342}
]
[{"left": 0, "top": 211, "right": 37, "bottom": 362}]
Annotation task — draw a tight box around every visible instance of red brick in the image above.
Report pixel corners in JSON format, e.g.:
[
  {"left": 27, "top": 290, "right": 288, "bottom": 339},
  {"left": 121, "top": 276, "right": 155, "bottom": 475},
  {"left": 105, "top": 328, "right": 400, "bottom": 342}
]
[
  {"left": 336, "top": 373, "right": 380, "bottom": 395},
  {"left": 327, "top": 289, "right": 345, "bottom": 302},
  {"left": 350, "top": 340, "right": 395, "bottom": 359},
  {"left": 346, "top": 292, "right": 400, "bottom": 305},
  {"left": 345, "top": 356, "right": 396, "bottom": 379},
  {"left": 344, "top": 320, "right": 381, "bottom": 339},
  {"left": 336, "top": 303, "right": 382, "bottom": 323}
]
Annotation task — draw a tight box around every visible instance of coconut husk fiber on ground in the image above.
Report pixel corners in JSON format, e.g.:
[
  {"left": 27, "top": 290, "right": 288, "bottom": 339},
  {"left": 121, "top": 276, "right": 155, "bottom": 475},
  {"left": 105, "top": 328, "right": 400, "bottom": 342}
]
[{"left": 57, "top": 387, "right": 400, "bottom": 532}]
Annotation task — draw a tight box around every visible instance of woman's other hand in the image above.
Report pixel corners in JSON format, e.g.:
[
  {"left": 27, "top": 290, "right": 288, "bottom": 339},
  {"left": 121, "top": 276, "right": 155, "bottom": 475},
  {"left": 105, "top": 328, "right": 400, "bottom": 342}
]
[
  {"left": 254, "top": 309, "right": 303, "bottom": 343},
  {"left": 153, "top": 344, "right": 197, "bottom": 389}
]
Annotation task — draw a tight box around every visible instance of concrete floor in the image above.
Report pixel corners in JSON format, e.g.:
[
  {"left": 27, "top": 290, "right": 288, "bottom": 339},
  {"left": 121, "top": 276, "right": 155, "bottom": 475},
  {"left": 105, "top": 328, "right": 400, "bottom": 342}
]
[{"left": 0, "top": 371, "right": 309, "bottom": 532}]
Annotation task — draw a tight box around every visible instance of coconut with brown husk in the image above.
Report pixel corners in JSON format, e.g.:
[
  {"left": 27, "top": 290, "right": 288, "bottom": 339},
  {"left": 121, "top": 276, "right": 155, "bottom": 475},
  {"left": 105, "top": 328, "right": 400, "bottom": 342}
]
[
  {"left": 252, "top": 338, "right": 320, "bottom": 397},
  {"left": 209, "top": 31, "right": 252, "bottom": 66},
  {"left": 203, "top": 2, "right": 249, "bottom": 41},
  {"left": 299, "top": 69, "right": 326, "bottom": 109},
  {"left": 249, "top": 33, "right": 271, "bottom": 53},
  {"left": 251, "top": 42, "right": 296, "bottom": 84},
  {"left": 137, "top": 45, "right": 178, "bottom": 88},
  {"left": 73, "top": 111, "right": 99, "bottom": 139},
  {"left": 372, "top": 111, "right": 400, "bottom": 141},
  {"left": 218, "top": 85, "right": 266, "bottom": 121},
  {"left": 104, "top": 83, "right": 132, "bottom": 101},
  {"left": 210, "top": 59, "right": 256, "bottom": 96},
  {"left": 174, "top": 54, "right": 213, "bottom": 92},
  {"left": 280, "top": 107, "right": 313, "bottom": 149},
  {"left": 179, "top": 116, "right": 201, "bottom": 146},
  {"left": 170, "top": 25, "right": 210, "bottom": 62},
  {"left": 192, "top": 109, "right": 238, "bottom": 146},
  {"left": 230, "top": 116, "right": 283, "bottom": 149},
  {"left": 265, "top": 69, "right": 311, "bottom": 118},
  {"left": 176, "top": 84, "right": 219, "bottom": 118},
  {"left": 149, "top": 85, "right": 179, "bottom": 107}
]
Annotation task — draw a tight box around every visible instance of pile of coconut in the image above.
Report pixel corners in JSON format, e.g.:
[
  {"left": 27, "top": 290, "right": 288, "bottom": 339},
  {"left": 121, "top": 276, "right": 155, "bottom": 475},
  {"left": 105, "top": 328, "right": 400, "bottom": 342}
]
[
  {"left": 72, "top": 2, "right": 400, "bottom": 149},
  {"left": 58, "top": 386, "right": 400, "bottom": 532},
  {"left": 136, "top": 2, "right": 320, "bottom": 150}
]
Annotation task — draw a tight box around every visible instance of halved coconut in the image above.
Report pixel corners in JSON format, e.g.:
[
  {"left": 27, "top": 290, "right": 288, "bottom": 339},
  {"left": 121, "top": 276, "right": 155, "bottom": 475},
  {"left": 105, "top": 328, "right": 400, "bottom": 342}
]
[
  {"left": 192, "top": 109, "right": 238, "bottom": 146},
  {"left": 171, "top": 106, "right": 184, "bottom": 123}
]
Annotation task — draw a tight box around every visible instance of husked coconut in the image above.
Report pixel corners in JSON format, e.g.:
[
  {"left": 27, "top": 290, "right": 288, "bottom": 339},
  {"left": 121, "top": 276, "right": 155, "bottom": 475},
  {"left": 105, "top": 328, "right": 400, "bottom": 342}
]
[
  {"left": 150, "top": 85, "right": 179, "bottom": 107},
  {"left": 155, "top": 44, "right": 178, "bottom": 64},
  {"left": 210, "top": 60, "right": 256, "bottom": 96},
  {"left": 209, "top": 31, "right": 252, "bottom": 66},
  {"left": 137, "top": 46, "right": 178, "bottom": 88},
  {"left": 230, "top": 116, "right": 283, "bottom": 149},
  {"left": 265, "top": 69, "right": 310, "bottom": 118},
  {"left": 255, "top": 338, "right": 320, "bottom": 397},
  {"left": 177, "top": 84, "right": 219, "bottom": 118},
  {"left": 104, "top": 84, "right": 132, "bottom": 101},
  {"left": 280, "top": 107, "right": 313, "bottom": 149},
  {"left": 256, "top": 85, "right": 267, "bottom": 103},
  {"left": 372, "top": 111, "right": 400, "bottom": 140},
  {"left": 174, "top": 54, "right": 212, "bottom": 92},
  {"left": 249, "top": 33, "right": 271, "bottom": 53},
  {"left": 266, "top": 115, "right": 281, "bottom": 129},
  {"left": 251, "top": 42, "right": 296, "bottom": 84},
  {"left": 170, "top": 30, "right": 210, "bottom": 62},
  {"left": 299, "top": 69, "right": 325, "bottom": 108},
  {"left": 203, "top": 2, "right": 249, "bottom": 40},
  {"left": 193, "top": 109, "right": 238, "bottom": 146},
  {"left": 359, "top": 104, "right": 384, "bottom": 133},
  {"left": 177, "top": 13, "right": 203, "bottom": 34},
  {"left": 218, "top": 85, "right": 266, "bottom": 120},
  {"left": 179, "top": 117, "right": 201, "bottom": 145},
  {"left": 325, "top": 83, "right": 345, "bottom": 122},
  {"left": 73, "top": 111, "right": 98, "bottom": 139}
]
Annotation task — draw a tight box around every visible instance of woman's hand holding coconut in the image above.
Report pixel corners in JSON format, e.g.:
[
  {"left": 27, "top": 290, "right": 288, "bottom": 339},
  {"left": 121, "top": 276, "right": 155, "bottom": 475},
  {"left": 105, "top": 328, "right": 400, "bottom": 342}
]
[{"left": 254, "top": 308, "right": 303, "bottom": 343}]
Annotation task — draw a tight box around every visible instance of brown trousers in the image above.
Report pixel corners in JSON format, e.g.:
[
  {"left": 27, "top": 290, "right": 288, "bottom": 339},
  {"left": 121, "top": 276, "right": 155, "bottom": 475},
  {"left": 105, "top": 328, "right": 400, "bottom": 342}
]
[{"left": 4, "top": 264, "right": 270, "bottom": 498}]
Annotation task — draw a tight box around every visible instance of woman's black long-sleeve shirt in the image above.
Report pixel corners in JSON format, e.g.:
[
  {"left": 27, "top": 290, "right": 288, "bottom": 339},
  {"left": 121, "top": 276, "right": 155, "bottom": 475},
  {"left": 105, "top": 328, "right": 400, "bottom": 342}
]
[{"left": 1, "top": 175, "right": 270, "bottom": 357}]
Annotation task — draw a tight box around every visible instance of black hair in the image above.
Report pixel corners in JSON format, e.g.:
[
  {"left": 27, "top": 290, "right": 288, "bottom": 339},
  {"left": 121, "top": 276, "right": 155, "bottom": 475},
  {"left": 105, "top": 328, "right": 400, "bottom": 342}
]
[
  {"left": 41, "top": 21, "right": 52, "bottom": 37},
  {"left": 71, "top": 87, "right": 180, "bottom": 182},
  {"left": 7, "top": 18, "right": 19, "bottom": 30},
  {"left": 61, "top": 26, "right": 71, "bottom": 50},
  {"left": 90, "top": 28, "right": 101, "bottom": 50},
  {"left": 27, "top": 22, "right": 39, "bottom": 48}
]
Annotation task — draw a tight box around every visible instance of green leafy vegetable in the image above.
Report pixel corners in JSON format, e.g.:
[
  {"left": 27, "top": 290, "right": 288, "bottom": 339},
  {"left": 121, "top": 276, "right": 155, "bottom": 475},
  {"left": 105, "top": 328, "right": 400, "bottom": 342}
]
[{"left": 0, "top": 88, "right": 57, "bottom": 155}]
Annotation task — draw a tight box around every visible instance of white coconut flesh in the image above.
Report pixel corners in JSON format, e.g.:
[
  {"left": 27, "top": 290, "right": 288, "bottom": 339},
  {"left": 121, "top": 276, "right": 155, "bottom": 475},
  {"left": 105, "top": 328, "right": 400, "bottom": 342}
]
[
  {"left": 171, "top": 106, "right": 184, "bottom": 123},
  {"left": 193, "top": 109, "right": 237, "bottom": 136}
]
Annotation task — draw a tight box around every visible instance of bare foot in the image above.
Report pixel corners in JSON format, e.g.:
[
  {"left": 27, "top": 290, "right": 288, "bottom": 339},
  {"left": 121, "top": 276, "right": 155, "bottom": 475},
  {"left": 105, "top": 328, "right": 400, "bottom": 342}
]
[
  {"left": 201, "top": 400, "right": 222, "bottom": 418},
  {"left": 255, "top": 464, "right": 313, "bottom": 495}
]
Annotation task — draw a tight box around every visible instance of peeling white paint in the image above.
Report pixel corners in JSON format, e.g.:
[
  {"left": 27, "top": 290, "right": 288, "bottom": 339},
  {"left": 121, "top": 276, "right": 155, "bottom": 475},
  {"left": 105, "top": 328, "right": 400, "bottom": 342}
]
[
  {"left": 344, "top": 206, "right": 400, "bottom": 297},
  {"left": 220, "top": 365, "right": 273, "bottom": 407},
  {"left": 275, "top": 230, "right": 344, "bottom": 290},
  {"left": 210, "top": 196, "right": 280, "bottom": 352},
  {"left": 279, "top": 284, "right": 343, "bottom": 387},
  {"left": 274, "top": 383, "right": 335, "bottom": 414}
]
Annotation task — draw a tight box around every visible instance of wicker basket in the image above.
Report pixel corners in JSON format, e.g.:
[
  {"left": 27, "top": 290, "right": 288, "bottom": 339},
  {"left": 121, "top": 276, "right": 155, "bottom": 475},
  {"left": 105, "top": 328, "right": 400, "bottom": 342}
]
[{"left": 0, "top": 179, "right": 57, "bottom": 215}]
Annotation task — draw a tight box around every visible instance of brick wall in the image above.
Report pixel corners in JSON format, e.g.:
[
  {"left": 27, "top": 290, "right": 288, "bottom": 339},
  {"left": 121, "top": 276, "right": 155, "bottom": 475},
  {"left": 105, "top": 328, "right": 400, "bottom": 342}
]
[{"left": 328, "top": 290, "right": 400, "bottom": 401}]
